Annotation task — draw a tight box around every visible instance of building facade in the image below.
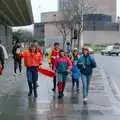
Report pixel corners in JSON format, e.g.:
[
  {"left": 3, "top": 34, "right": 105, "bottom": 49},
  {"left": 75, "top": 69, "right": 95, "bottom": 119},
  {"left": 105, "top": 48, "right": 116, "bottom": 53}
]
[
  {"left": 34, "top": 23, "right": 44, "bottom": 40},
  {"left": 58, "top": 0, "right": 116, "bottom": 21},
  {"left": 41, "top": 11, "right": 120, "bottom": 47}
]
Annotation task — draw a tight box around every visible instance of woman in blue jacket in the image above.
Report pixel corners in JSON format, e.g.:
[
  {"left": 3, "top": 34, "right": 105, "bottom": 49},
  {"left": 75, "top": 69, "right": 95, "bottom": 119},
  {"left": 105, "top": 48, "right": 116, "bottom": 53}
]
[{"left": 77, "top": 47, "right": 96, "bottom": 104}]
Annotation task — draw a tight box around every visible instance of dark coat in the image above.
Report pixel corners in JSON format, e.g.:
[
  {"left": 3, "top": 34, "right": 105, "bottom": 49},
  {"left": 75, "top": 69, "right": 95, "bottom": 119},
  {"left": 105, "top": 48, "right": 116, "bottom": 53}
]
[{"left": 12, "top": 45, "right": 21, "bottom": 60}]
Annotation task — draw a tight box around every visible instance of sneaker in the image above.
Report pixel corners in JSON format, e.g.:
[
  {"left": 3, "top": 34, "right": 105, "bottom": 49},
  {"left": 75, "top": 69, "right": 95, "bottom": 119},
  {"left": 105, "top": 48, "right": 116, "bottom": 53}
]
[
  {"left": 83, "top": 98, "right": 88, "bottom": 104},
  {"left": 13, "top": 73, "right": 17, "bottom": 76}
]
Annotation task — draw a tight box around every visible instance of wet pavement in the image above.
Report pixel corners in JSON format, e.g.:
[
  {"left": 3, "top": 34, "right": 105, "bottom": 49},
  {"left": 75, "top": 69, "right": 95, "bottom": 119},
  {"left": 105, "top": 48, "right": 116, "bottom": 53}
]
[{"left": 0, "top": 58, "right": 120, "bottom": 120}]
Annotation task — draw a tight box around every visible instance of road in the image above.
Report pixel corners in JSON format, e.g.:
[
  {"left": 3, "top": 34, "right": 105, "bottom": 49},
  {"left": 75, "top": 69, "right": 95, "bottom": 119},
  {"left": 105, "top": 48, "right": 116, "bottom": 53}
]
[
  {"left": 0, "top": 57, "right": 120, "bottom": 120},
  {"left": 95, "top": 54, "right": 120, "bottom": 92}
]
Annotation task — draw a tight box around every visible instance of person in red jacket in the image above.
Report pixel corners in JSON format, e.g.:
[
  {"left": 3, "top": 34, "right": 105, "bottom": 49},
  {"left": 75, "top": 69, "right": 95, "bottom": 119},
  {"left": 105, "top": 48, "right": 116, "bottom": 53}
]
[
  {"left": 21, "top": 43, "right": 42, "bottom": 98},
  {"left": 49, "top": 42, "right": 60, "bottom": 92}
]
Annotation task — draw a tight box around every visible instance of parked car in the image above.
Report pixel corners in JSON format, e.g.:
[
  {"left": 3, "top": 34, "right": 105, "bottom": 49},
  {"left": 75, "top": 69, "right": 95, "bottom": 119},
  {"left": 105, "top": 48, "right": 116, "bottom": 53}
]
[{"left": 101, "top": 45, "right": 120, "bottom": 56}]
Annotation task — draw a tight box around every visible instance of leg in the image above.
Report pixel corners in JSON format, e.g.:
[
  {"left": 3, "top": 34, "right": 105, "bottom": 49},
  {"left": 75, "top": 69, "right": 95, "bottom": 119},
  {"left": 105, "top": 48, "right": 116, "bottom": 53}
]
[
  {"left": 33, "top": 81, "right": 37, "bottom": 98},
  {"left": 81, "top": 74, "right": 87, "bottom": 99},
  {"left": 86, "top": 75, "right": 92, "bottom": 97},
  {"left": 72, "top": 77, "right": 75, "bottom": 90},
  {"left": 52, "top": 76, "right": 56, "bottom": 91},
  {"left": 32, "top": 67, "right": 38, "bottom": 98},
  {"left": 14, "top": 60, "right": 18, "bottom": 74},
  {"left": 18, "top": 59, "right": 22, "bottom": 73},
  {"left": 57, "top": 73, "right": 63, "bottom": 98},
  {"left": 61, "top": 74, "right": 67, "bottom": 96},
  {"left": 76, "top": 80, "right": 79, "bottom": 91},
  {"left": 26, "top": 68, "right": 33, "bottom": 96}
]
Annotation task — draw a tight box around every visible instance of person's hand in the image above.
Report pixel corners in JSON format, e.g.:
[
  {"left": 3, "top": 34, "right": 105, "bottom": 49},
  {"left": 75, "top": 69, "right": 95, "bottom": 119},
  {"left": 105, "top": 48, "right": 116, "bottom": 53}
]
[{"left": 39, "top": 64, "right": 42, "bottom": 68}]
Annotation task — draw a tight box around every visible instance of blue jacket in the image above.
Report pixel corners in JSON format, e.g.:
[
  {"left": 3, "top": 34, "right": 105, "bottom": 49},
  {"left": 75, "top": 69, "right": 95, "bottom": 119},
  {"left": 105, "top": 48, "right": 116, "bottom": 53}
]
[
  {"left": 77, "top": 55, "right": 96, "bottom": 75},
  {"left": 72, "top": 64, "right": 80, "bottom": 80}
]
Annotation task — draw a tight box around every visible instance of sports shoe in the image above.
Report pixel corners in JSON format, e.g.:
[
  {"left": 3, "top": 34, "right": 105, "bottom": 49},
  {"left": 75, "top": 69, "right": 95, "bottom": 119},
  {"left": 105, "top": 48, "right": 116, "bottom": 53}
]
[
  {"left": 83, "top": 97, "right": 88, "bottom": 104},
  {"left": 13, "top": 73, "right": 17, "bottom": 76}
]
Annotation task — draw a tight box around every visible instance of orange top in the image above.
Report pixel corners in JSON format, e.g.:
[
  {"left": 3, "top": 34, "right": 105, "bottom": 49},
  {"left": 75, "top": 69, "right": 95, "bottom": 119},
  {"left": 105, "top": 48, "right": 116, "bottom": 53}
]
[{"left": 21, "top": 50, "right": 42, "bottom": 67}]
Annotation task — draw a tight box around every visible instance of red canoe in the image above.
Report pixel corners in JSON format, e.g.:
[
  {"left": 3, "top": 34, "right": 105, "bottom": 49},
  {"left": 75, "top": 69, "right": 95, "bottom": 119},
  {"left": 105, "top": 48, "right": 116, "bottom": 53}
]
[{"left": 38, "top": 67, "right": 56, "bottom": 78}]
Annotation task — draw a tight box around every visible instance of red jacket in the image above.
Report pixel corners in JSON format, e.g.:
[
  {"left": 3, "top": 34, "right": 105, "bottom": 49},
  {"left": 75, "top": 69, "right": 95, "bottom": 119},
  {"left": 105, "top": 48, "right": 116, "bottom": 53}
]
[
  {"left": 50, "top": 49, "right": 60, "bottom": 65},
  {"left": 22, "top": 50, "right": 42, "bottom": 67}
]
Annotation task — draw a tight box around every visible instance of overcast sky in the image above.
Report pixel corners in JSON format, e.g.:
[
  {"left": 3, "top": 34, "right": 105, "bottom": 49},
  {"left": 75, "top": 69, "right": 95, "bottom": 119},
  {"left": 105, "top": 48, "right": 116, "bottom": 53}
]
[
  {"left": 31, "top": 0, "right": 120, "bottom": 22},
  {"left": 31, "top": 0, "right": 58, "bottom": 22}
]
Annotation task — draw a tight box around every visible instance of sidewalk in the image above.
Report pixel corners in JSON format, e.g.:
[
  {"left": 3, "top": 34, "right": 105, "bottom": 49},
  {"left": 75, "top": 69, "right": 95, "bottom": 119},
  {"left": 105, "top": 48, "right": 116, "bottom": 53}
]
[{"left": 0, "top": 59, "right": 116, "bottom": 120}]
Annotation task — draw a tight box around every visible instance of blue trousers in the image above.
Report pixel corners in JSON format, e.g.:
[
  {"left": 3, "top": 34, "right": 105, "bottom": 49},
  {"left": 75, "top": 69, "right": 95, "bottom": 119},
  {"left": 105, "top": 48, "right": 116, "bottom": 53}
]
[
  {"left": 26, "top": 67, "right": 38, "bottom": 83},
  {"left": 81, "top": 74, "right": 92, "bottom": 98},
  {"left": 26, "top": 67, "right": 38, "bottom": 94}
]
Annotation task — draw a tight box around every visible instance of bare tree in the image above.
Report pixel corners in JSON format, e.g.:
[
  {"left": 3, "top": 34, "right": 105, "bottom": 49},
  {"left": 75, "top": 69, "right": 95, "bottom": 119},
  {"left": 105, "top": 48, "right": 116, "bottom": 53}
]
[
  {"left": 56, "top": 20, "right": 70, "bottom": 49},
  {"left": 61, "top": 0, "right": 96, "bottom": 49}
]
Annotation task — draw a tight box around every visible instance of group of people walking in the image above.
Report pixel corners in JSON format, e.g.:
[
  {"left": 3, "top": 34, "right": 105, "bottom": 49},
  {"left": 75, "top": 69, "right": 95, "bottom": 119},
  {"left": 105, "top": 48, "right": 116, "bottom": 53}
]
[
  {"left": 0, "top": 40, "right": 96, "bottom": 104},
  {"left": 48, "top": 42, "right": 96, "bottom": 103}
]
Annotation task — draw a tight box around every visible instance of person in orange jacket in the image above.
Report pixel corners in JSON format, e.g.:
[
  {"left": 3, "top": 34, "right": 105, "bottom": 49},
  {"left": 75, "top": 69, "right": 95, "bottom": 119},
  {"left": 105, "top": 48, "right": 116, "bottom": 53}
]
[
  {"left": 21, "top": 43, "right": 42, "bottom": 98},
  {"left": 49, "top": 42, "right": 60, "bottom": 92}
]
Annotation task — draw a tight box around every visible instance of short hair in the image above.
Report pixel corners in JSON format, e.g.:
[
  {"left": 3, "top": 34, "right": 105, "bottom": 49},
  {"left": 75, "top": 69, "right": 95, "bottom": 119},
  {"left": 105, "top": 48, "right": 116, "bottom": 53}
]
[{"left": 54, "top": 42, "right": 59, "bottom": 46}]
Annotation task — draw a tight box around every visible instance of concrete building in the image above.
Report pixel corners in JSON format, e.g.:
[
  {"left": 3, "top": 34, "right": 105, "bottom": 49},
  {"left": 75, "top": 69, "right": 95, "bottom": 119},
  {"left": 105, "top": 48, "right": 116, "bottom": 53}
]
[
  {"left": 39, "top": 0, "right": 118, "bottom": 47},
  {"left": 58, "top": 0, "right": 116, "bottom": 21},
  {"left": 41, "top": 11, "right": 120, "bottom": 46},
  {"left": 0, "top": 0, "right": 33, "bottom": 53},
  {"left": 34, "top": 23, "right": 44, "bottom": 41}
]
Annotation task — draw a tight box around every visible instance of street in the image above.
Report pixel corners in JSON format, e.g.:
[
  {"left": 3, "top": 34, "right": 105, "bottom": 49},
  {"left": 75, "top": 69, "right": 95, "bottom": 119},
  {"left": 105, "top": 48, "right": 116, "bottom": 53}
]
[
  {"left": 0, "top": 57, "right": 120, "bottom": 119},
  {"left": 96, "top": 54, "right": 120, "bottom": 90}
]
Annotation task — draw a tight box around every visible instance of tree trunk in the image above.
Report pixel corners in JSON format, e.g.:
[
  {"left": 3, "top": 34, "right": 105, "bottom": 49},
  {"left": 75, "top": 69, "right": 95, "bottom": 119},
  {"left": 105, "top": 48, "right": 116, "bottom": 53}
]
[
  {"left": 63, "top": 38, "right": 66, "bottom": 49},
  {"left": 80, "top": 31, "right": 84, "bottom": 48},
  {"left": 77, "top": 33, "right": 80, "bottom": 49}
]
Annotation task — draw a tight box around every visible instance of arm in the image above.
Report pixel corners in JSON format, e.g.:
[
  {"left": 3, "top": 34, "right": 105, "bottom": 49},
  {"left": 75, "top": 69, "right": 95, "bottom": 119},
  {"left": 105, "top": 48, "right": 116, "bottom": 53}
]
[
  {"left": 53, "top": 58, "right": 58, "bottom": 71},
  {"left": 77, "top": 57, "right": 84, "bottom": 69},
  {"left": 89, "top": 56, "right": 96, "bottom": 68},
  {"left": 39, "top": 53, "right": 43, "bottom": 65}
]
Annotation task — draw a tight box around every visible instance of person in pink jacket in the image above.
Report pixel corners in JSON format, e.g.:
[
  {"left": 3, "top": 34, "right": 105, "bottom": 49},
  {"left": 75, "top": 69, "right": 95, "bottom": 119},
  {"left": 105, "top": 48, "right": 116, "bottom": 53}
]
[{"left": 54, "top": 49, "right": 72, "bottom": 99}]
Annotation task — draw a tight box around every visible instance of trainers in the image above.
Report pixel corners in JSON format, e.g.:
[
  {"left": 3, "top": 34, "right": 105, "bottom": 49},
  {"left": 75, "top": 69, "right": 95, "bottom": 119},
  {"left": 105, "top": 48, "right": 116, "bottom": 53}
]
[
  {"left": 13, "top": 73, "right": 17, "bottom": 76},
  {"left": 83, "top": 97, "right": 88, "bottom": 104}
]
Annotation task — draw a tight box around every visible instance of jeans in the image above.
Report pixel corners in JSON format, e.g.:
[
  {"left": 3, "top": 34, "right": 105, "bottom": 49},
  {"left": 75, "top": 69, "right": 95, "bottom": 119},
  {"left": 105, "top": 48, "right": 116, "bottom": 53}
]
[
  {"left": 26, "top": 67, "right": 38, "bottom": 95},
  {"left": 81, "top": 74, "right": 92, "bottom": 98},
  {"left": 14, "top": 59, "right": 22, "bottom": 73}
]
